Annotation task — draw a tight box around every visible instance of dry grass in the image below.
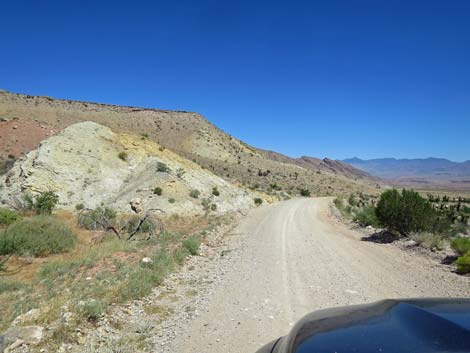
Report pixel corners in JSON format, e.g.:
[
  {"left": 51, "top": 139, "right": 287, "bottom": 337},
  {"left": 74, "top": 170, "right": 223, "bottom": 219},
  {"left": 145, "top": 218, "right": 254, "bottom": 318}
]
[{"left": 0, "top": 211, "right": 225, "bottom": 334}]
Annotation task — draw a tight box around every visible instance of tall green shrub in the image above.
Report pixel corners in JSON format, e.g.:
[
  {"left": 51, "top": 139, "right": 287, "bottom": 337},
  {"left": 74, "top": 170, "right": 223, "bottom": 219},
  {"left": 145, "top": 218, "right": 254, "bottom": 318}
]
[
  {"left": 376, "top": 189, "right": 435, "bottom": 235},
  {"left": 354, "top": 206, "right": 379, "bottom": 227},
  {"left": 0, "top": 216, "right": 76, "bottom": 256},
  {"left": 451, "top": 238, "right": 470, "bottom": 256},
  {"left": 23, "top": 191, "right": 59, "bottom": 215}
]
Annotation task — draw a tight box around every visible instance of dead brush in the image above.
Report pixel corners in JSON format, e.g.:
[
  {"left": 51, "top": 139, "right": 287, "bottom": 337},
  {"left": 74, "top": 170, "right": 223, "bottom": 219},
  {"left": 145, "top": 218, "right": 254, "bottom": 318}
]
[{"left": 77, "top": 207, "right": 165, "bottom": 242}]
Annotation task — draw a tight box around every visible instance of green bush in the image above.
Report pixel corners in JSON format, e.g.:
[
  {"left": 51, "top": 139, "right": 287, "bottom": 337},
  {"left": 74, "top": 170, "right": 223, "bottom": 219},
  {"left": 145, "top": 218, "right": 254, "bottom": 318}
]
[
  {"left": 456, "top": 253, "right": 470, "bottom": 274},
  {"left": 157, "top": 162, "right": 170, "bottom": 173},
  {"left": 23, "top": 191, "right": 59, "bottom": 215},
  {"left": 409, "top": 232, "right": 444, "bottom": 250},
  {"left": 168, "top": 198, "right": 176, "bottom": 204},
  {"left": 120, "top": 215, "right": 155, "bottom": 235},
  {"left": 254, "top": 198, "right": 263, "bottom": 206},
  {"left": 176, "top": 168, "right": 186, "bottom": 178},
  {"left": 189, "top": 189, "right": 200, "bottom": 199},
  {"left": 353, "top": 206, "right": 379, "bottom": 227},
  {"left": 0, "top": 216, "right": 76, "bottom": 256},
  {"left": 451, "top": 238, "right": 470, "bottom": 256},
  {"left": 0, "top": 208, "right": 21, "bottom": 226},
  {"left": 182, "top": 235, "right": 200, "bottom": 255},
  {"left": 118, "top": 151, "right": 128, "bottom": 161},
  {"left": 153, "top": 187, "right": 162, "bottom": 196},
  {"left": 333, "top": 197, "right": 343, "bottom": 209},
  {"left": 375, "top": 189, "right": 435, "bottom": 235},
  {"left": 348, "top": 194, "right": 357, "bottom": 206},
  {"left": 79, "top": 300, "right": 105, "bottom": 322},
  {"left": 77, "top": 207, "right": 117, "bottom": 230},
  {"left": 299, "top": 189, "right": 311, "bottom": 197},
  {"left": 212, "top": 187, "right": 220, "bottom": 197},
  {"left": 75, "top": 203, "right": 84, "bottom": 211},
  {"left": 173, "top": 247, "right": 190, "bottom": 265}
]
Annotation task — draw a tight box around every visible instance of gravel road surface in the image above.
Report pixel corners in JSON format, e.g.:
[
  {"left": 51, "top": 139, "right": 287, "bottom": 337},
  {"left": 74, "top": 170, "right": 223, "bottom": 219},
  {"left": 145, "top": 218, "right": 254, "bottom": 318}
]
[{"left": 171, "top": 197, "right": 470, "bottom": 353}]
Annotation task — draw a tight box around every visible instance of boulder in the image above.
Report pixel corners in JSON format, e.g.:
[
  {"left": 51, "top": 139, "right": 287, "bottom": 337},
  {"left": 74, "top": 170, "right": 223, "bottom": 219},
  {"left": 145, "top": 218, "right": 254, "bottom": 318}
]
[
  {"left": 1, "top": 326, "right": 44, "bottom": 351},
  {"left": 141, "top": 257, "right": 153, "bottom": 265},
  {"left": 130, "top": 198, "right": 144, "bottom": 213},
  {"left": 11, "top": 308, "right": 41, "bottom": 327}
]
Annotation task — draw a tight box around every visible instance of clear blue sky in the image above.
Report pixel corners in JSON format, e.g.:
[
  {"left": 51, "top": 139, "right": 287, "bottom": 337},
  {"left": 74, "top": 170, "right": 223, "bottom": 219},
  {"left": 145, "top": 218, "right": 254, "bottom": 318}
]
[{"left": 1, "top": 1, "right": 469, "bottom": 161}]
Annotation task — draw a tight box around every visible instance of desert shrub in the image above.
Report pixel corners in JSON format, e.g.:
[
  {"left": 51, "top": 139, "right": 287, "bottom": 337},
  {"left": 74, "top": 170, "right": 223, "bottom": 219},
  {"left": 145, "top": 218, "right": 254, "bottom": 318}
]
[
  {"left": 23, "top": 191, "right": 59, "bottom": 215},
  {"left": 212, "top": 187, "right": 220, "bottom": 196},
  {"left": 0, "top": 216, "right": 76, "bottom": 256},
  {"left": 153, "top": 187, "right": 162, "bottom": 196},
  {"left": 409, "top": 232, "right": 444, "bottom": 250},
  {"left": 75, "top": 203, "right": 84, "bottom": 211},
  {"left": 375, "top": 189, "right": 403, "bottom": 232},
  {"left": 353, "top": 206, "right": 379, "bottom": 227},
  {"left": 157, "top": 162, "right": 170, "bottom": 173},
  {"left": 333, "top": 197, "right": 342, "bottom": 208},
  {"left": 77, "top": 207, "right": 117, "bottom": 230},
  {"left": 173, "top": 247, "right": 189, "bottom": 265},
  {"left": 118, "top": 151, "right": 128, "bottom": 161},
  {"left": 451, "top": 238, "right": 470, "bottom": 256},
  {"left": 254, "top": 198, "right": 263, "bottom": 206},
  {"left": 452, "top": 222, "right": 469, "bottom": 236},
  {"left": 456, "top": 253, "right": 470, "bottom": 274},
  {"left": 79, "top": 300, "right": 105, "bottom": 322},
  {"left": 0, "top": 158, "right": 15, "bottom": 175},
  {"left": 430, "top": 214, "right": 453, "bottom": 235},
  {"left": 182, "top": 235, "right": 200, "bottom": 255},
  {"left": 348, "top": 194, "right": 357, "bottom": 206},
  {"left": 120, "top": 215, "right": 156, "bottom": 236},
  {"left": 299, "top": 189, "right": 311, "bottom": 197},
  {"left": 176, "top": 168, "right": 186, "bottom": 178},
  {"left": 201, "top": 198, "right": 211, "bottom": 214},
  {"left": 210, "top": 203, "right": 217, "bottom": 211},
  {"left": 376, "top": 189, "right": 435, "bottom": 235},
  {"left": 189, "top": 189, "right": 200, "bottom": 199},
  {"left": 0, "top": 208, "right": 21, "bottom": 226},
  {"left": 168, "top": 198, "right": 176, "bottom": 204}
]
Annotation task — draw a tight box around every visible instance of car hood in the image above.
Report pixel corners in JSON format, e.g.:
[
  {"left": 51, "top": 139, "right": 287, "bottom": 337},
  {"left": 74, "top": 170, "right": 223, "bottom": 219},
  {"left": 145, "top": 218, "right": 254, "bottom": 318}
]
[{"left": 257, "top": 298, "right": 470, "bottom": 353}]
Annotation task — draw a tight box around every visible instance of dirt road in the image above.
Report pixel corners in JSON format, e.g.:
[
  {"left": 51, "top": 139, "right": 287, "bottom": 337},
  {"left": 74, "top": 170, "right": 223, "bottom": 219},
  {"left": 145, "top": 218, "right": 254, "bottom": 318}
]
[{"left": 171, "top": 198, "right": 470, "bottom": 353}]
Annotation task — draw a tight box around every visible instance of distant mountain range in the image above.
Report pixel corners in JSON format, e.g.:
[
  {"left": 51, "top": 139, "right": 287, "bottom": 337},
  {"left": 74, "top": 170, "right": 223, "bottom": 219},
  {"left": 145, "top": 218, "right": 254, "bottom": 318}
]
[{"left": 342, "top": 157, "right": 470, "bottom": 190}]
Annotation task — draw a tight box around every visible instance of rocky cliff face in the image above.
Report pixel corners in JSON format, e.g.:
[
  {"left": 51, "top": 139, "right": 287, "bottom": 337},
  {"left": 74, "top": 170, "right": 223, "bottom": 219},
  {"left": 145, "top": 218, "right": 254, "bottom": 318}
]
[{"left": 0, "top": 122, "right": 257, "bottom": 215}]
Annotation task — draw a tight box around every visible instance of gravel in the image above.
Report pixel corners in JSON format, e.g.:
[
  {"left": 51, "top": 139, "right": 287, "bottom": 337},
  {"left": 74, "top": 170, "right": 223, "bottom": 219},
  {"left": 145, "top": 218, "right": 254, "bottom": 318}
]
[{"left": 13, "top": 198, "right": 469, "bottom": 353}]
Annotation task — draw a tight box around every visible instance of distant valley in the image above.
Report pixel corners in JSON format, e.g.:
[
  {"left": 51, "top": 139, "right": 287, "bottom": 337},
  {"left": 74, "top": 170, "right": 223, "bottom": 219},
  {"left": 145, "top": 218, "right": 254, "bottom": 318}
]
[{"left": 343, "top": 157, "right": 470, "bottom": 190}]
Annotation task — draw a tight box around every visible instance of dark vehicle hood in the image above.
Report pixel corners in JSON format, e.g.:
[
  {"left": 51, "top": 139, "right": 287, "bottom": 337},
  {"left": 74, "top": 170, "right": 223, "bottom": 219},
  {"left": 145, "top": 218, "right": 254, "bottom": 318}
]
[{"left": 257, "top": 298, "right": 470, "bottom": 353}]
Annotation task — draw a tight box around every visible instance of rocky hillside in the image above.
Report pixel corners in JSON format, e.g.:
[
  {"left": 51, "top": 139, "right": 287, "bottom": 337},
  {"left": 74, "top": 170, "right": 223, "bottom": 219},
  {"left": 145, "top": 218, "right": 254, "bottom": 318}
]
[
  {"left": 0, "top": 122, "right": 257, "bottom": 215},
  {"left": 0, "top": 90, "right": 380, "bottom": 195},
  {"left": 259, "top": 149, "right": 377, "bottom": 182}
]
